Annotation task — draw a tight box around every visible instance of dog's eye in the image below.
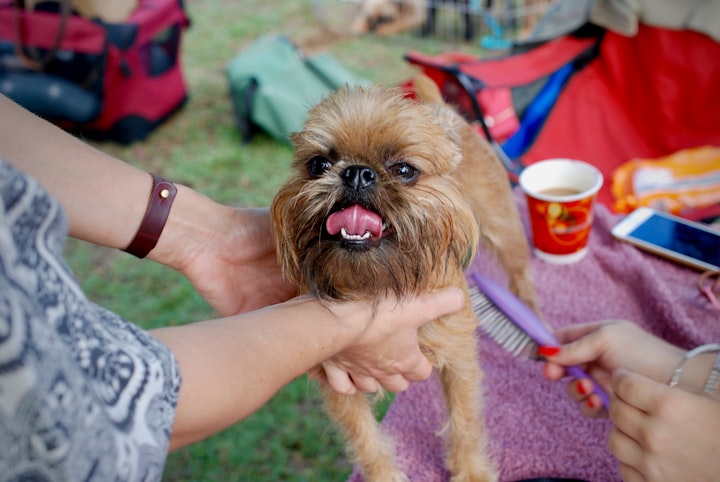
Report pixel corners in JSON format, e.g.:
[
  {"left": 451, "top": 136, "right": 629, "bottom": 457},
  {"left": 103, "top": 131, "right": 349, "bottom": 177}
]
[
  {"left": 306, "top": 156, "right": 332, "bottom": 178},
  {"left": 388, "top": 162, "right": 419, "bottom": 183}
]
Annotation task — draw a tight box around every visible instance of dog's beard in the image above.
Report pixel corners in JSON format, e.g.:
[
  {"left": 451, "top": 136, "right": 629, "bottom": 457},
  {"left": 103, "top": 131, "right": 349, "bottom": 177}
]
[
  {"left": 271, "top": 84, "right": 480, "bottom": 301},
  {"left": 272, "top": 175, "right": 463, "bottom": 299}
]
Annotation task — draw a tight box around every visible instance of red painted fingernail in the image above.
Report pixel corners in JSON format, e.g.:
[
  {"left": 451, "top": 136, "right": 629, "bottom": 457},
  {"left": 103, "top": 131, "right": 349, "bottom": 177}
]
[
  {"left": 576, "top": 380, "right": 588, "bottom": 395},
  {"left": 538, "top": 346, "right": 561, "bottom": 357},
  {"left": 586, "top": 396, "right": 596, "bottom": 409}
]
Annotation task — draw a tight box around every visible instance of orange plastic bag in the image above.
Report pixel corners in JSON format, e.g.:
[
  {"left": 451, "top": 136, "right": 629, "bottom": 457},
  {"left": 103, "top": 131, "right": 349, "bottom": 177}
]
[{"left": 611, "top": 146, "right": 720, "bottom": 216}]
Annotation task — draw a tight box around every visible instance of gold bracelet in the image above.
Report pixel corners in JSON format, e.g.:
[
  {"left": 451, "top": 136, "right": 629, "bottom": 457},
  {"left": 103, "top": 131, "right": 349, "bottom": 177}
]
[{"left": 669, "top": 343, "right": 720, "bottom": 388}]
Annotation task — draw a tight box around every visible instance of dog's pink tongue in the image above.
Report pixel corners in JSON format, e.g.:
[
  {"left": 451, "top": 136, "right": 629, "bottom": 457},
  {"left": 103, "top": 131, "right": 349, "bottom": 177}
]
[{"left": 326, "top": 204, "right": 383, "bottom": 238}]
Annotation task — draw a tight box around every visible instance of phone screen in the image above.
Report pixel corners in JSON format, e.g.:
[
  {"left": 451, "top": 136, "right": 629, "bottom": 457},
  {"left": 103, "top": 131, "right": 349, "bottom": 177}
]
[{"left": 628, "top": 214, "right": 720, "bottom": 268}]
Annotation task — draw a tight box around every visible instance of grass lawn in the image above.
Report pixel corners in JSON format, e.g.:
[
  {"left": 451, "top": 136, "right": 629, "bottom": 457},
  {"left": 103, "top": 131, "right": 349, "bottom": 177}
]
[{"left": 63, "top": 1, "right": 489, "bottom": 480}]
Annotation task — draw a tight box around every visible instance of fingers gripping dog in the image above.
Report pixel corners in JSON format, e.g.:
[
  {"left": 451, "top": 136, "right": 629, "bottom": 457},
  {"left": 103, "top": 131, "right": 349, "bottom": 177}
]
[{"left": 270, "top": 74, "right": 538, "bottom": 482}]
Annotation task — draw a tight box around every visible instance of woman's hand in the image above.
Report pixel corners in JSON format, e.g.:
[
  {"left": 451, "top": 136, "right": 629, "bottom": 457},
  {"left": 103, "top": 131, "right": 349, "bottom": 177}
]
[
  {"left": 540, "top": 320, "right": 684, "bottom": 417},
  {"left": 320, "top": 286, "right": 465, "bottom": 394},
  {"left": 609, "top": 369, "right": 720, "bottom": 482},
  {"left": 179, "top": 207, "right": 296, "bottom": 316},
  {"left": 151, "top": 199, "right": 296, "bottom": 317}
]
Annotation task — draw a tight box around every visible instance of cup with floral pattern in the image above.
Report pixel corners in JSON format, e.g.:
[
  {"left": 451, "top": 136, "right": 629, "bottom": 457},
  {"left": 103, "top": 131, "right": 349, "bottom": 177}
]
[{"left": 520, "top": 159, "right": 603, "bottom": 264}]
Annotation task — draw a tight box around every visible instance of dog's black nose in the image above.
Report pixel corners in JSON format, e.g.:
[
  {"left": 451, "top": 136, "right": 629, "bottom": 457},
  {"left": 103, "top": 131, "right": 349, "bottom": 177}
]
[{"left": 342, "top": 165, "right": 377, "bottom": 190}]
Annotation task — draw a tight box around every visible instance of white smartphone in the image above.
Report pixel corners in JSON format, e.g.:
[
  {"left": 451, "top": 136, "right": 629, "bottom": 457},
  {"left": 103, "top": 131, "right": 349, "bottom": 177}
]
[{"left": 611, "top": 207, "right": 720, "bottom": 272}]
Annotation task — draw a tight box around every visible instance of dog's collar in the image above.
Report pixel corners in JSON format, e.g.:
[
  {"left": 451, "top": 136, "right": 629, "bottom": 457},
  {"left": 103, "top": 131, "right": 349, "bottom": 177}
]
[{"left": 461, "top": 247, "right": 473, "bottom": 270}]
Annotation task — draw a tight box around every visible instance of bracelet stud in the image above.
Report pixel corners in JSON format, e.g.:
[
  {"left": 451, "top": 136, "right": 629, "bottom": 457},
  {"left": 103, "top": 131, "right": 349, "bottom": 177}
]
[{"left": 123, "top": 174, "right": 177, "bottom": 258}]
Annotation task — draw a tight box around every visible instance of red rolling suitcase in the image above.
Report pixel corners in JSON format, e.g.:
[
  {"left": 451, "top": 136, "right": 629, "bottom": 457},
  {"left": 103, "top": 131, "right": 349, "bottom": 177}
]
[{"left": 0, "top": 0, "right": 190, "bottom": 143}]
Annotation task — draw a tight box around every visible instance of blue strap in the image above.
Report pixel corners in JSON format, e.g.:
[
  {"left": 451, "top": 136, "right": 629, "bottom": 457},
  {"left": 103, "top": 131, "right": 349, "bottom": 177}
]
[{"left": 502, "top": 62, "right": 575, "bottom": 159}]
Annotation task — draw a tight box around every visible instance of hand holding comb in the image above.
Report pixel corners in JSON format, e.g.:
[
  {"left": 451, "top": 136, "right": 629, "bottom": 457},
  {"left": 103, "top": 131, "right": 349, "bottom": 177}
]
[{"left": 470, "top": 271, "right": 610, "bottom": 410}]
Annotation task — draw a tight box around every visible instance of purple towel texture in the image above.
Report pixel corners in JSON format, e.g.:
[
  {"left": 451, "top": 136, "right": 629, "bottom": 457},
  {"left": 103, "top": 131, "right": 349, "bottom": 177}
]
[{"left": 347, "top": 188, "right": 719, "bottom": 482}]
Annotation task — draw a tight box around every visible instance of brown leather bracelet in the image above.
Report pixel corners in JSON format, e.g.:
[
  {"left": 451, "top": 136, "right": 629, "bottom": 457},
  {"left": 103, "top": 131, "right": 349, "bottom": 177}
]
[{"left": 124, "top": 174, "right": 177, "bottom": 258}]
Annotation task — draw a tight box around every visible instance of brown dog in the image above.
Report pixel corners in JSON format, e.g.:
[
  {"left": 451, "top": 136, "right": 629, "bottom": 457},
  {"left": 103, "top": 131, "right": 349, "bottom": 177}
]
[
  {"left": 270, "top": 75, "right": 537, "bottom": 482},
  {"left": 351, "top": 0, "right": 427, "bottom": 36}
]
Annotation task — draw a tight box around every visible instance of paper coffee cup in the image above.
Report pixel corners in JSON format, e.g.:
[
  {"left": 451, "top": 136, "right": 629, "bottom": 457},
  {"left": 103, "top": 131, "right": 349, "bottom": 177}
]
[{"left": 519, "top": 159, "right": 603, "bottom": 264}]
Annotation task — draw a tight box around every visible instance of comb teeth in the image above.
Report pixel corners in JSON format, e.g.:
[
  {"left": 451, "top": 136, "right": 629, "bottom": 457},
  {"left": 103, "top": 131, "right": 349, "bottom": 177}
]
[{"left": 470, "top": 286, "right": 539, "bottom": 359}]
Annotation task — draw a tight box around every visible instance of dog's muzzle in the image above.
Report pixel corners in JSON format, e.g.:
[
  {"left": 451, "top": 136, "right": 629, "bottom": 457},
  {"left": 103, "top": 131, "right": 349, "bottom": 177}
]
[{"left": 324, "top": 165, "right": 388, "bottom": 248}]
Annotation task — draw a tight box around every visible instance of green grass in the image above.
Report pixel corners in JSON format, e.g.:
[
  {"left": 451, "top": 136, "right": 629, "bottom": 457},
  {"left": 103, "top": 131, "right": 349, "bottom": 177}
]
[{"left": 63, "top": 1, "right": 487, "bottom": 480}]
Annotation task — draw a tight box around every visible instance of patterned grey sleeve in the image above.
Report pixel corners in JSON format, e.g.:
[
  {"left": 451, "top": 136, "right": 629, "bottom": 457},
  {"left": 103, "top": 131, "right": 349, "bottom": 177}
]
[{"left": 0, "top": 160, "right": 181, "bottom": 482}]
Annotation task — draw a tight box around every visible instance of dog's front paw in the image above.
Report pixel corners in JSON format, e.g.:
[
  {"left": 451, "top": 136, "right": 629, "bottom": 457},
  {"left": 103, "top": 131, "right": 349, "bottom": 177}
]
[
  {"left": 447, "top": 452, "right": 498, "bottom": 482},
  {"left": 449, "top": 464, "right": 498, "bottom": 482},
  {"left": 361, "top": 470, "right": 409, "bottom": 482},
  {"left": 450, "top": 472, "right": 498, "bottom": 482},
  {"left": 362, "top": 467, "right": 409, "bottom": 482},
  {"left": 388, "top": 472, "right": 410, "bottom": 482}
]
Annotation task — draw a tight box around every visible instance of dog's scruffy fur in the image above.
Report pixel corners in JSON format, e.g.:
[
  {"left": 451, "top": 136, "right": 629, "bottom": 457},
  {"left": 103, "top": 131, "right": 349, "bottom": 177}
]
[{"left": 271, "top": 75, "right": 538, "bottom": 482}]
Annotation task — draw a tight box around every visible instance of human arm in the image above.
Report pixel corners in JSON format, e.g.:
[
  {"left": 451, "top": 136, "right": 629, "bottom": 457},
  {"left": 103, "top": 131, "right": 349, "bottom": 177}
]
[
  {"left": 0, "top": 94, "right": 295, "bottom": 315},
  {"left": 0, "top": 94, "right": 152, "bottom": 249},
  {"left": 150, "top": 286, "right": 464, "bottom": 450}
]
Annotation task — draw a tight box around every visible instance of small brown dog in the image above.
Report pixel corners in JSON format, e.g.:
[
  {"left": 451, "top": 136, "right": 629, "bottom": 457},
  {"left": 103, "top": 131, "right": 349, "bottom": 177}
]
[
  {"left": 271, "top": 75, "right": 537, "bottom": 482},
  {"left": 351, "top": 0, "right": 427, "bottom": 36}
]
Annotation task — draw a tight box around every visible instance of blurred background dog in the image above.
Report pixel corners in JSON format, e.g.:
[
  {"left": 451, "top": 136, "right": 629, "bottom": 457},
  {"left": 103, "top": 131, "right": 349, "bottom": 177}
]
[{"left": 351, "top": 0, "right": 428, "bottom": 36}]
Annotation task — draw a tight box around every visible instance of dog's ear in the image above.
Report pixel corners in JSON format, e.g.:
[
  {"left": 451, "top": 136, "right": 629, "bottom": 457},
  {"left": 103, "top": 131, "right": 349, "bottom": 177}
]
[
  {"left": 423, "top": 103, "right": 464, "bottom": 169},
  {"left": 411, "top": 74, "right": 465, "bottom": 169},
  {"left": 411, "top": 73, "right": 443, "bottom": 104}
]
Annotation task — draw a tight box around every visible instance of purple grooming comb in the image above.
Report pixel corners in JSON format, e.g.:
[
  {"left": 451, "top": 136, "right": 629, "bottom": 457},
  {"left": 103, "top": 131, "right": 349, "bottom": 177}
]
[{"left": 469, "top": 270, "right": 610, "bottom": 410}]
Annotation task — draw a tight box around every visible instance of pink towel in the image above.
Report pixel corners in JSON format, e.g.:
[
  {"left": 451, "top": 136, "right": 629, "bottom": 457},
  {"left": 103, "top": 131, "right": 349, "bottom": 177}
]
[{"left": 348, "top": 188, "right": 719, "bottom": 482}]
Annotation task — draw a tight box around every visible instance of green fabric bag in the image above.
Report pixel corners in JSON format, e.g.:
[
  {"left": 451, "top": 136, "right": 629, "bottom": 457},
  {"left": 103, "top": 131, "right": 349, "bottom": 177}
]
[{"left": 226, "top": 34, "right": 369, "bottom": 144}]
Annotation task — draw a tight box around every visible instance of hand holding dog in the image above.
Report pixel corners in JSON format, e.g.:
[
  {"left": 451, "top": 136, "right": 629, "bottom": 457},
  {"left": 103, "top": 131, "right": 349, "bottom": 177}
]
[
  {"left": 152, "top": 202, "right": 297, "bottom": 317},
  {"left": 159, "top": 197, "right": 462, "bottom": 397},
  {"left": 157, "top": 197, "right": 463, "bottom": 396},
  {"left": 320, "top": 286, "right": 465, "bottom": 395}
]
